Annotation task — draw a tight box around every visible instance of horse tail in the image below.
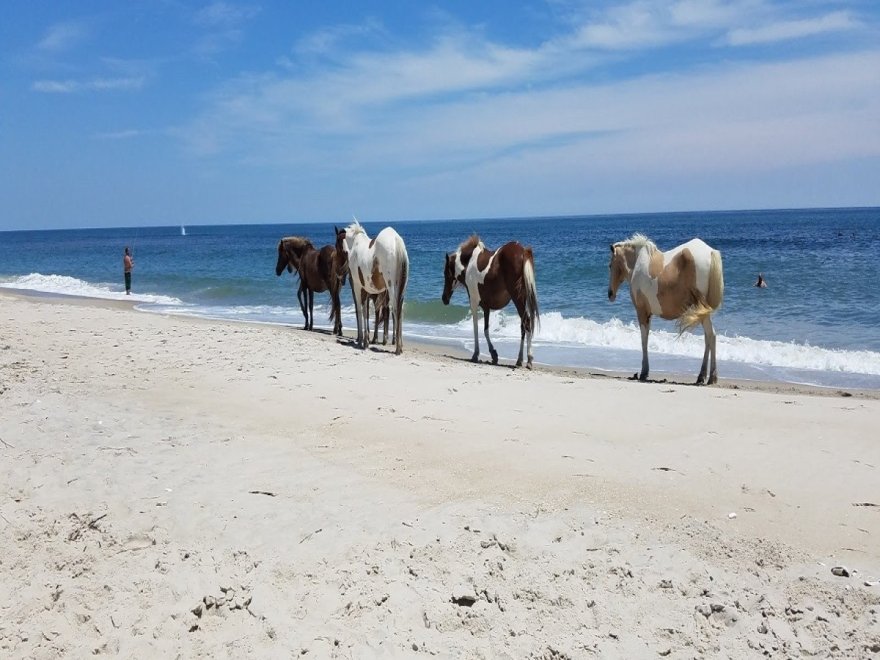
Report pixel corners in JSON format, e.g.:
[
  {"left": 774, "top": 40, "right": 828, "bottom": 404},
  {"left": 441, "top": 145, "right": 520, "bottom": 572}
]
[
  {"left": 706, "top": 249, "right": 724, "bottom": 311},
  {"left": 523, "top": 247, "right": 540, "bottom": 333},
  {"left": 328, "top": 294, "right": 340, "bottom": 325},
  {"left": 677, "top": 249, "right": 724, "bottom": 333},
  {"left": 394, "top": 236, "right": 409, "bottom": 351},
  {"left": 677, "top": 301, "right": 712, "bottom": 334}
]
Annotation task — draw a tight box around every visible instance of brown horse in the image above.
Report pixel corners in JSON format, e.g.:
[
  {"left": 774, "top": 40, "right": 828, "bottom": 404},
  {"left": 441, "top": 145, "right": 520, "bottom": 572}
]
[
  {"left": 275, "top": 236, "right": 344, "bottom": 335},
  {"left": 441, "top": 235, "right": 539, "bottom": 368},
  {"left": 366, "top": 291, "right": 390, "bottom": 345}
]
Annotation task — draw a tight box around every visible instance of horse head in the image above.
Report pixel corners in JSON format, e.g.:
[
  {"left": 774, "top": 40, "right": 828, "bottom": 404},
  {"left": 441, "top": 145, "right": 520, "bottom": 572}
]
[
  {"left": 608, "top": 242, "right": 630, "bottom": 302},
  {"left": 333, "top": 226, "right": 349, "bottom": 281},
  {"left": 275, "top": 239, "right": 293, "bottom": 276},
  {"left": 441, "top": 252, "right": 458, "bottom": 305}
]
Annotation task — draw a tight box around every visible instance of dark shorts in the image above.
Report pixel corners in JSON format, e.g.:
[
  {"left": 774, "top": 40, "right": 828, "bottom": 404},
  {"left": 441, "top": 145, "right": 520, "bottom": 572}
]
[{"left": 124, "top": 272, "right": 132, "bottom": 291}]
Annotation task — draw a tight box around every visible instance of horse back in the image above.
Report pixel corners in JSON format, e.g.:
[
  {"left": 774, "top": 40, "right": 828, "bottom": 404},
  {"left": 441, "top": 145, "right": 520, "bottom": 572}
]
[{"left": 317, "top": 245, "right": 336, "bottom": 283}]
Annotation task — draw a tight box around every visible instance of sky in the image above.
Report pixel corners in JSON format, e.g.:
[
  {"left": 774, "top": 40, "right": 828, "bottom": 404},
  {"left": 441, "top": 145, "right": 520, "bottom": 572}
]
[{"left": 1, "top": 1, "right": 879, "bottom": 230}]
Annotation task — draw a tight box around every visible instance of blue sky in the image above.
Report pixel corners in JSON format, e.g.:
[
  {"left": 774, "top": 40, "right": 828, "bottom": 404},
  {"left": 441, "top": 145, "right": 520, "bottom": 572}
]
[{"left": 1, "top": 1, "right": 879, "bottom": 230}]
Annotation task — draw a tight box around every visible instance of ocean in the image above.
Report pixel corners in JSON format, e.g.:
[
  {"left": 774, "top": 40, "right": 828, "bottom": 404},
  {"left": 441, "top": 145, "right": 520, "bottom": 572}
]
[{"left": 2, "top": 208, "right": 879, "bottom": 389}]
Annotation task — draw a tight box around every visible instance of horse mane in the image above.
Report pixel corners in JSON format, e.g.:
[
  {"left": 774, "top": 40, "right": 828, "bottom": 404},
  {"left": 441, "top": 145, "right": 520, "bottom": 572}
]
[
  {"left": 458, "top": 234, "right": 484, "bottom": 253},
  {"left": 343, "top": 220, "right": 366, "bottom": 238},
  {"left": 625, "top": 233, "right": 656, "bottom": 252},
  {"left": 281, "top": 236, "right": 314, "bottom": 251},
  {"left": 458, "top": 234, "right": 486, "bottom": 258}
]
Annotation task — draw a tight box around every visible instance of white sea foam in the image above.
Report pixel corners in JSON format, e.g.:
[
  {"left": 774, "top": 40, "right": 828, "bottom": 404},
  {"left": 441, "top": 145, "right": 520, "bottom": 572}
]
[
  {"left": 115, "top": 298, "right": 880, "bottom": 380},
  {"left": 0, "top": 273, "right": 182, "bottom": 306},
  {"left": 458, "top": 310, "right": 880, "bottom": 376}
]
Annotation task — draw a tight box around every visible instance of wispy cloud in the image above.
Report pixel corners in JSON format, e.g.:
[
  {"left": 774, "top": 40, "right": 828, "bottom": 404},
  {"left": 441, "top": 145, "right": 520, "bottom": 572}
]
[
  {"left": 32, "top": 76, "right": 146, "bottom": 93},
  {"left": 36, "top": 20, "right": 89, "bottom": 52},
  {"left": 175, "top": 3, "right": 880, "bottom": 219},
  {"left": 194, "top": 2, "right": 260, "bottom": 28},
  {"left": 93, "top": 129, "right": 143, "bottom": 140},
  {"left": 726, "top": 10, "right": 860, "bottom": 46},
  {"left": 558, "top": 0, "right": 758, "bottom": 50},
  {"left": 192, "top": 1, "right": 260, "bottom": 57},
  {"left": 293, "top": 19, "right": 385, "bottom": 56}
]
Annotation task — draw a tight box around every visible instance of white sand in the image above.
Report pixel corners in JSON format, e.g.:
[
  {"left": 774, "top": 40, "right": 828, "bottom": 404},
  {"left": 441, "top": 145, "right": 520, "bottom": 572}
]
[{"left": 1, "top": 291, "right": 879, "bottom": 658}]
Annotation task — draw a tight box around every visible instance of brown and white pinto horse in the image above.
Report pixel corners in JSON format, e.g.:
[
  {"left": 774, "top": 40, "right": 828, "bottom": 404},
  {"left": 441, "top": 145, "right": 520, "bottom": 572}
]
[
  {"left": 334, "top": 221, "right": 408, "bottom": 354},
  {"left": 608, "top": 234, "right": 724, "bottom": 384},
  {"left": 442, "top": 235, "right": 539, "bottom": 369},
  {"left": 331, "top": 226, "right": 391, "bottom": 346},
  {"left": 275, "top": 237, "right": 344, "bottom": 335}
]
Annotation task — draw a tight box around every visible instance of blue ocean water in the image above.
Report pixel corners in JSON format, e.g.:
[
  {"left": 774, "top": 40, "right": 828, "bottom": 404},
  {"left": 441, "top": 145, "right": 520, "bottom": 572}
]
[{"left": 2, "top": 208, "right": 879, "bottom": 389}]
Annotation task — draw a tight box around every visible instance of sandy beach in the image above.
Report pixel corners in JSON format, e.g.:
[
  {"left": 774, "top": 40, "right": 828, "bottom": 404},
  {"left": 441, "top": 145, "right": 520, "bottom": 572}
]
[{"left": 1, "top": 290, "right": 878, "bottom": 658}]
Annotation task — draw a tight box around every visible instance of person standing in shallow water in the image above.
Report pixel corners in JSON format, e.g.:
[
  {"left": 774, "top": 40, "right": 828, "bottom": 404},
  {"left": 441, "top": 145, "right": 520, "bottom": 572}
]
[
  {"left": 123, "top": 247, "right": 134, "bottom": 295},
  {"left": 754, "top": 273, "right": 767, "bottom": 288}
]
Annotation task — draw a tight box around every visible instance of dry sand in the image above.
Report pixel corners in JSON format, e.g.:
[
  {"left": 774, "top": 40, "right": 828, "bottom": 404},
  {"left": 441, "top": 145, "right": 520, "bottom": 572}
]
[{"left": 1, "top": 291, "right": 879, "bottom": 658}]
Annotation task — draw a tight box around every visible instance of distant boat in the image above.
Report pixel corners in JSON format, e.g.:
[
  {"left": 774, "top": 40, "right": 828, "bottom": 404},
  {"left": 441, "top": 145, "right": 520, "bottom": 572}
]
[{"left": 181, "top": 225, "right": 186, "bottom": 236}]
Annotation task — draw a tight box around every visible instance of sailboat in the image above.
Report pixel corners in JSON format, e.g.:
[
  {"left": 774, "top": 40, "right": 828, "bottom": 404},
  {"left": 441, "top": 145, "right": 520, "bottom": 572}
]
[{"left": 181, "top": 225, "right": 186, "bottom": 236}]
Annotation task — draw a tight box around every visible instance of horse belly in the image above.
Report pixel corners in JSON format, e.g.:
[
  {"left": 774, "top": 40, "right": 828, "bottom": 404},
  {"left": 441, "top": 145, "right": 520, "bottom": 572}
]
[
  {"left": 479, "top": 284, "right": 510, "bottom": 310},
  {"left": 356, "top": 264, "right": 386, "bottom": 294}
]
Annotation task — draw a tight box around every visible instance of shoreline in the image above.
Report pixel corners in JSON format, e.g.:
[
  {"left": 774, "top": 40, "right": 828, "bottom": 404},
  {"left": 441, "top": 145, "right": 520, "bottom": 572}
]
[
  {"left": 2, "top": 289, "right": 878, "bottom": 656},
  {"left": 3, "top": 287, "right": 876, "bottom": 400}
]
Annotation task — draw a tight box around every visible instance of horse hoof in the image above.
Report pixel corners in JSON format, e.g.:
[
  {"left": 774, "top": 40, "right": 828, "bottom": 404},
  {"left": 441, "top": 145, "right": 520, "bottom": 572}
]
[
  {"left": 526, "top": 362, "right": 533, "bottom": 370},
  {"left": 471, "top": 354, "right": 479, "bottom": 363},
  {"left": 638, "top": 373, "right": 648, "bottom": 382}
]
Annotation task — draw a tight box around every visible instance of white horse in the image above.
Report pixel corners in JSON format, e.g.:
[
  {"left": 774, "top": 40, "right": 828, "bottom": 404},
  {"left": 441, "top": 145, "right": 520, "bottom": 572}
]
[
  {"left": 608, "top": 234, "right": 724, "bottom": 384},
  {"left": 335, "top": 221, "right": 409, "bottom": 354}
]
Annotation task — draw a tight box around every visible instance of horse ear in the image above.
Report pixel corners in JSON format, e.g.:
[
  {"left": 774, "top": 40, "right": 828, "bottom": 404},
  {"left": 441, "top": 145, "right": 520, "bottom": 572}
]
[
  {"left": 334, "top": 225, "right": 338, "bottom": 234},
  {"left": 609, "top": 243, "right": 614, "bottom": 252}
]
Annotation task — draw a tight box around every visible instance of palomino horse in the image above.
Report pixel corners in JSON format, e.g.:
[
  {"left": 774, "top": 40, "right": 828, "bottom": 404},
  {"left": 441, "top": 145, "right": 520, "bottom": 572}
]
[
  {"left": 608, "top": 233, "right": 724, "bottom": 384},
  {"left": 334, "top": 221, "right": 409, "bottom": 354},
  {"left": 275, "top": 237, "right": 344, "bottom": 335},
  {"left": 442, "top": 235, "right": 539, "bottom": 369}
]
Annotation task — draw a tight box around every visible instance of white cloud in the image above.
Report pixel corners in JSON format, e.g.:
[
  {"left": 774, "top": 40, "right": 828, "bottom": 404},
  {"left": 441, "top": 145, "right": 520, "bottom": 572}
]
[
  {"left": 177, "top": 5, "right": 880, "bottom": 216},
  {"left": 36, "top": 20, "right": 88, "bottom": 52},
  {"left": 557, "top": 0, "right": 763, "bottom": 51},
  {"left": 726, "top": 10, "right": 859, "bottom": 45},
  {"left": 93, "top": 129, "right": 143, "bottom": 140},
  {"left": 194, "top": 2, "right": 260, "bottom": 27},
  {"left": 32, "top": 77, "right": 145, "bottom": 93},
  {"left": 294, "top": 19, "right": 385, "bottom": 56}
]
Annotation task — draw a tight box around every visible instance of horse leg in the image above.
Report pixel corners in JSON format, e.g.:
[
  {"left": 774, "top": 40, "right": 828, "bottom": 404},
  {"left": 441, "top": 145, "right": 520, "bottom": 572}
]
[
  {"left": 307, "top": 289, "right": 315, "bottom": 331},
  {"left": 367, "top": 296, "right": 379, "bottom": 344},
  {"left": 349, "top": 278, "right": 363, "bottom": 346},
  {"left": 470, "top": 299, "right": 480, "bottom": 363},
  {"left": 297, "top": 283, "right": 308, "bottom": 330},
  {"left": 512, "top": 299, "right": 528, "bottom": 368},
  {"left": 638, "top": 316, "right": 651, "bottom": 381},
  {"left": 393, "top": 285, "right": 404, "bottom": 355},
  {"left": 526, "top": 313, "right": 534, "bottom": 370},
  {"left": 360, "top": 290, "right": 371, "bottom": 349},
  {"left": 698, "top": 316, "right": 718, "bottom": 385},
  {"left": 331, "top": 286, "right": 342, "bottom": 336},
  {"left": 482, "top": 304, "right": 498, "bottom": 365},
  {"left": 383, "top": 293, "right": 391, "bottom": 346}
]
